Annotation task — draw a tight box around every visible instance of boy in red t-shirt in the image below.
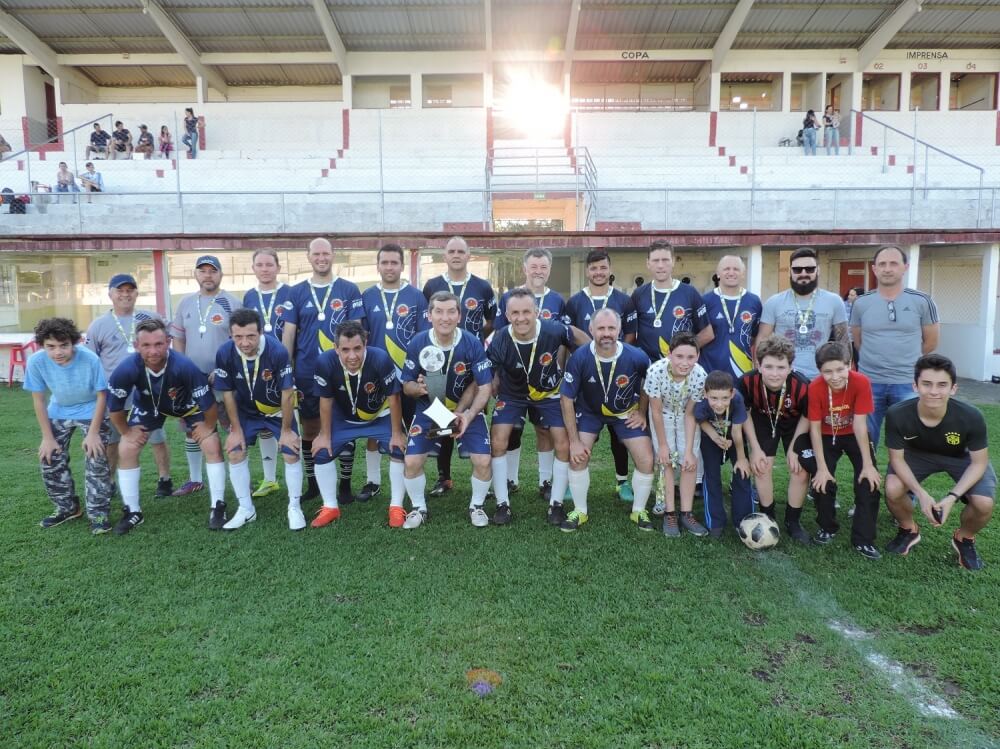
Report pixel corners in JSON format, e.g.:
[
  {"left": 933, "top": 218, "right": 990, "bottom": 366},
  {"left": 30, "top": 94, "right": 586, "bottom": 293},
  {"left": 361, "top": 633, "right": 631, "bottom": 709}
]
[{"left": 793, "top": 342, "right": 882, "bottom": 559}]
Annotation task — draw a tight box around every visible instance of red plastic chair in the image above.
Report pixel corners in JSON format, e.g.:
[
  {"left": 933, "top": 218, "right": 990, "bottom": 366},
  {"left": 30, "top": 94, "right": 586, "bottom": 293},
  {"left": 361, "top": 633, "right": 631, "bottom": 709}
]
[{"left": 8, "top": 340, "right": 37, "bottom": 387}]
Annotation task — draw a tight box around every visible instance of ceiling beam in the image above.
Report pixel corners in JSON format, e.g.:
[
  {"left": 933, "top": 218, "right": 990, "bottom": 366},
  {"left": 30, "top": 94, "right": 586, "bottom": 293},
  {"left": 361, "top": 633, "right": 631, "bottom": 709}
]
[
  {"left": 712, "top": 0, "right": 755, "bottom": 71},
  {"left": 857, "top": 0, "right": 922, "bottom": 70},
  {"left": 141, "top": 0, "right": 229, "bottom": 97},
  {"left": 484, "top": 0, "right": 493, "bottom": 54},
  {"left": 310, "top": 0, "right": 349, "bottom": 74},
  {"left": 0, "top": 7, "right": 97, "bottom": 95},
  {"left": 562, "top": 0, "right": 582, "bottom": 81}
]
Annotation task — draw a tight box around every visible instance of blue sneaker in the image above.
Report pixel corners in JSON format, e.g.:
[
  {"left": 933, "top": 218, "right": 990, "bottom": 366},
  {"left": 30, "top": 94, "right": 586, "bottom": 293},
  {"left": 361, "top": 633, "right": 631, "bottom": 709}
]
[{"left": 617, "top": 480, "right": 634, "bottom": 503}]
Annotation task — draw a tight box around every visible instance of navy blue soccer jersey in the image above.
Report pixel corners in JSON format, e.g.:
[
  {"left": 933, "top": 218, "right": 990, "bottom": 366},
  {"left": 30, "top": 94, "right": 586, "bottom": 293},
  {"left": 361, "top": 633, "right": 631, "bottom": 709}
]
[
  {"left": 213, "top": 334, "right": 293, "bottom": 419},
  {"left": 488, "top": 320, "right": 573, "bottom": 401},
  {"left": 496, "top": 287, "right": 569, "bottom": 331},
  {"left": 362, "top": 282, "right": 429, "bottom": 372},
  {"left": 285, "top": 277, "right": 364, "bottom": 388},
  {"left": 700, "top": 289, "right": 762, "bottom": 376},
  {"left": 694, "top": 389, "right": 748, "bottom": 439},
  {"left": 561, "top": 342, "right": 650, "bottom": 418},
  {"left": 243, "top": 284, "right": 295, "bottom": 341},
  {"left": 402, "top": 329, "right": 492, "bottom": 410},
  {"left": 108, "top": 349, "right": 214, "bottom": 419},
  {"left": 565, "top": 288, "right": 638, "bottom": 340},
  {"left": 422, "top": 273, "right": 496, "bottom": 340},
  {"left": 314, "top": 346, "right": 400, "bottom": 426},
  {"left": 630, "top": 280, "right": 709, "bottom": 361}
]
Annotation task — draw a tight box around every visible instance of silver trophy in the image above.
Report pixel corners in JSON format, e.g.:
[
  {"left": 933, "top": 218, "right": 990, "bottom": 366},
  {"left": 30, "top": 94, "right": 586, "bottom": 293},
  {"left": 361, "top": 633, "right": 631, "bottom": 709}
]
[{"left": 419, "top": 345, "right": 455, "bottom": 438}]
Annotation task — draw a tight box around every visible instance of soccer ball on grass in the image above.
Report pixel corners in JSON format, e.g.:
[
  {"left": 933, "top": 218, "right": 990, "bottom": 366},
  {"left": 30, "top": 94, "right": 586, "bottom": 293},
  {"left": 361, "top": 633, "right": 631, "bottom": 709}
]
[{"left": 738, "top": 513, "right": 780, "bottom": 550}]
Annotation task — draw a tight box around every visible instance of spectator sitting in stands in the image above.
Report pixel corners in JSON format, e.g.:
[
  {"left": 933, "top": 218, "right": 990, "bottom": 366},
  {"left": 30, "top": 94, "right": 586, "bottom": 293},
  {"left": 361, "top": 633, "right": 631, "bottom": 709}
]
[
  {"left": 79, "top": 162, "right": 104, "bottom": 199},
  {"left": 85, "top": 123, "right": 110, "bottom": 160},
  {"left": 0, "top": 133, "right": 11, "bottom": 161},
  {"left": 111, "top": 121, "right": 133, "bottom": 160},
  {"left": 55, "top": 162, "right": 79, "bottom": 193},
  {"left": 159, "top": 125, "right": 174, "bottom": 158},
  {"left": 135, "top": 125, "right": 154, "bottom": 159},
  {"left": 182, "top": 108, "right": 199, "bottom": 159}
]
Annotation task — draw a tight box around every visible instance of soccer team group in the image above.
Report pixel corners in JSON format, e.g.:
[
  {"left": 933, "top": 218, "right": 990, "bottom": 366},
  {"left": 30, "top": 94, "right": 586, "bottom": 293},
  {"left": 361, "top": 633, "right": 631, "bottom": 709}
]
[{"left": 24, "top": 238, "right": 995, "bottom": 569}]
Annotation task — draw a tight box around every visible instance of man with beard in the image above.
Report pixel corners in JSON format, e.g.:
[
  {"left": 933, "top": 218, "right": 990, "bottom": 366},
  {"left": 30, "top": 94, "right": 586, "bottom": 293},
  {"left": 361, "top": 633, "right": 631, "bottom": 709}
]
[
  {"left": 169, "top": 255, "right": 242, "bottom": 497},
  {"left": 758, "top": 247, "right": 848, "bottom": 381}
]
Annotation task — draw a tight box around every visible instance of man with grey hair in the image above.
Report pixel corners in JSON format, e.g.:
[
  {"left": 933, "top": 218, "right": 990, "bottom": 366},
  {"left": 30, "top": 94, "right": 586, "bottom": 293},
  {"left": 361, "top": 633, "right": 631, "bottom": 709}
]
[
  {"left": 850, "top": 245, "right": 939, "bottom": 447},
  {"left": 700, "top": 255, "right": 762, "bottom": 377}
]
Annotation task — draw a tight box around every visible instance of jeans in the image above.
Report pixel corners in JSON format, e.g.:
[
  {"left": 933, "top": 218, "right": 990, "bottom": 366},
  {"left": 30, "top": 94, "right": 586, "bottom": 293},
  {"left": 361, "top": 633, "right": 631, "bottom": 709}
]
[
  {"left": 825, "top": 127, "right": 840, "bottom": 155},
  {"left": 802, "top": 127, "right": 817, "bottom": 155},
  {"left": 868, "top": 382, "right": 917, "bottom": 449},
  {"left": 182, "top": 131, "right": 198, "bottom": 158},
  {"left": 55, "top": 183, "right": 79, "bottom": 193}
]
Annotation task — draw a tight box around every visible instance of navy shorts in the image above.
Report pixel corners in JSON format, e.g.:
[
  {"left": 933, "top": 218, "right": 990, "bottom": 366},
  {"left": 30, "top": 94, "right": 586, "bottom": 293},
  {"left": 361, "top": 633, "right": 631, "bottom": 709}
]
[
  {"left": 576, "top": 408, "right": 649, "bottom": 442},
  {"left": 407, "top": 410, "right": 490, "bottom": 458},
  {"left": 492, "top": 396, "right": 564, "bottom": 429},
  {"left": 316, "top": 415, "right": 403, "bottom": 462}
]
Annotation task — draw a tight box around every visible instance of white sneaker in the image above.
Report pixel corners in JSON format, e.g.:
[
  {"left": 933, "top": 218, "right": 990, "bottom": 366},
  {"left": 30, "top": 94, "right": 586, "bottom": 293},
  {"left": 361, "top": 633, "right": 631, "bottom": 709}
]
[
  {"left": 288, "top": 505, "right": 306, "bottom": 531},
  {"left": 403, "top": 509, "right": 427, "bottom": 529},
  {"left": 848, "top": 506, "right": 856, "bottom": 518},
  {"left": 469, "top": 505, "right": 490, "bottom": 528},
  {"left": 222, "top": 506, "right": 257, "bottom": 531},
  {"left": 652, "top": 501, "right": 666, "bottom": 517}
]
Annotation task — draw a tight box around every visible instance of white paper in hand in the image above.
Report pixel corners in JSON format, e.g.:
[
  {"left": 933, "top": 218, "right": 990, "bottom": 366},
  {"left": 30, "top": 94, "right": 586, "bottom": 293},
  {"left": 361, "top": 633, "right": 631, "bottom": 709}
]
[{"left": 424, "top": 398, "right": 456, "bottom": 430}]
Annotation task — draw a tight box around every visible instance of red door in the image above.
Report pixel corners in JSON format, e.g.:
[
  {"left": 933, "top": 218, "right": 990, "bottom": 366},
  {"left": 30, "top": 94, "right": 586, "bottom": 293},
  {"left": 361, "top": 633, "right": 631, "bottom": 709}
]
[{"left": 839, "top": 261, "right": 876, "bottom": 296}]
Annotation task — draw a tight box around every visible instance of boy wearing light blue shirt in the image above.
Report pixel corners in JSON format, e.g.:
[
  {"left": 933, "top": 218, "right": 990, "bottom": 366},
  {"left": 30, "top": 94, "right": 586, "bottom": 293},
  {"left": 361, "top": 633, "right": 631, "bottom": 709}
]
[{"left": 24, "top": 317, "right": 113, "bottom": 534}]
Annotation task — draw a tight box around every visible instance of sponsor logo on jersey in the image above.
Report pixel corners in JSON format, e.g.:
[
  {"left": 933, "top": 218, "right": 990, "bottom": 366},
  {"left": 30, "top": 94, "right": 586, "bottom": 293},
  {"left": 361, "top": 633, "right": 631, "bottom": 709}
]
[
  {"left": 564, "top": 372, "right": 574, "bottom": 383},
  {"left": 315, "top": 375, "right": 328, "bottom": 387}
]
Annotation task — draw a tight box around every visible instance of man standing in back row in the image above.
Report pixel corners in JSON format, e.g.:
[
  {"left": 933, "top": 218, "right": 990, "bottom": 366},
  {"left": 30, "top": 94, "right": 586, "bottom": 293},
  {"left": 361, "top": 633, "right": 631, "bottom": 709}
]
[{"left": 700, "top": 255, "right": 761, "bottom": 377}]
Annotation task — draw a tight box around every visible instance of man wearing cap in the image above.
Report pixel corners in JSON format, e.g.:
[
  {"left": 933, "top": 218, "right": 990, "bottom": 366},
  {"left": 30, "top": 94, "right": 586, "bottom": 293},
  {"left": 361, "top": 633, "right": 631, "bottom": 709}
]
[
  {"left": 168, "top": 255, "right": 242, "bottom": 496},
  {"left": 86, "top": 274, "right": 173, "bottom": 497}
]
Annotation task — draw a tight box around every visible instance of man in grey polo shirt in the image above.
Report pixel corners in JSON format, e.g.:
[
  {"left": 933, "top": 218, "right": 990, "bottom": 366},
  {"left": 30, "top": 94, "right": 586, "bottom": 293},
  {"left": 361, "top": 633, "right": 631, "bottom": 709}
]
[
  {"left": 168, "top": 255, "right": 242, "bottom": 496},
  {"left": 758, "top": 247, "right": 849, "bottom": 380},
  {"left": 85, "top": 273, "right": 173, "bottom": 497},
  {"left": 850, "top": 245, "right": 939, "bottom": 447}
]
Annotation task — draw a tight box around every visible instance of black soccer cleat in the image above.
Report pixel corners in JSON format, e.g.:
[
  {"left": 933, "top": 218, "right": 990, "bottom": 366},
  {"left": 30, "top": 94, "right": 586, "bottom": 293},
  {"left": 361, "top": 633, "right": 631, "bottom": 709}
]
[
  {"left": 208, "top": 501, "right": 227, "bottom": 530},
  {"left": 885, "top": 527, "right": 921, "bottom": 556},
  {"left": 154, "top": 477, "right": 174, "bottom": 498},
  {"left": 952, "top": 534, "right": 984, "bottom": 571},
  {"left": 356, "top": 482, "right": 381, "bottom": 502},
  {"left": 114, "top": 510, "right": 144, "bottom": 536}
]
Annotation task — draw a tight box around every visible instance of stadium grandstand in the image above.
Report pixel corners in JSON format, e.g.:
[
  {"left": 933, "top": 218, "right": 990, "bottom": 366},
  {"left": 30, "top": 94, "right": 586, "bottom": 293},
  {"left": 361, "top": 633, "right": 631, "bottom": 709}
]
[{"left": 0, "top": 0, "right": 998, "bottom": 380}]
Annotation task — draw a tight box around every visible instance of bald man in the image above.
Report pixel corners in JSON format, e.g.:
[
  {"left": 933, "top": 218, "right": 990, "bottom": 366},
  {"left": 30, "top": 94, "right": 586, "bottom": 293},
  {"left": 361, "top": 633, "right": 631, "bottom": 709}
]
[{"left": 700, "top": 255, "right": 762, "bottom": 377}]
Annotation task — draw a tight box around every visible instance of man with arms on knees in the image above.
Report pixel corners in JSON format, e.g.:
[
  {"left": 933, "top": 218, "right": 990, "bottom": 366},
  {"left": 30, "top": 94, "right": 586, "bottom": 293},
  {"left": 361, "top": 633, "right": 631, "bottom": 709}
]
[
  {"left": 489, "top": 289, "right": 576, "bottom": 526},
  {"left": 559, "top": 308, "right": 655, "bottom": 532},
  {"left": 565, "top": 249, "right": 639, "bottom": 503},
  {"left": 401, "top": 292, "right": 494, "bottom": 528},
  {"left": 107, "top": 319, "right": 227, "bottom": 534},
  {"left": 311, "top": 322, "right": 406, "bottom": 528},
  {"left": 883, "top": 354, "right": 994, "bottom": 571},
  {"left": 701, "top": 255, "right": 761, "bottom": 377},
  {"left": 421, "top": 236, "right": 496, "bottom": 498},
  {"left": 850, "top": 245, "right": 939, "bottom": 447},
  {"left": 282, "top": 238, "right": 364, "bottom": 505},
  {"left": 758, "top": 247, "right": 848, "bottom": 381},
  {"left": 86, "top": 273, "right": 172, "bottom": 497},
  {"left": 357, "top": 243, "right": 429, "bottom": 502},
  {"left": 214, "top": 309, "right": 301, "bottom": 531}
]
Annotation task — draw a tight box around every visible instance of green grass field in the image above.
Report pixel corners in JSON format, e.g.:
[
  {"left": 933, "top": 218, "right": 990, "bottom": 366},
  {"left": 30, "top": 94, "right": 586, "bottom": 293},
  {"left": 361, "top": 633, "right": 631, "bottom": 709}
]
[{"left": 2, "top": 386, "right": 998, "bottom": 748}]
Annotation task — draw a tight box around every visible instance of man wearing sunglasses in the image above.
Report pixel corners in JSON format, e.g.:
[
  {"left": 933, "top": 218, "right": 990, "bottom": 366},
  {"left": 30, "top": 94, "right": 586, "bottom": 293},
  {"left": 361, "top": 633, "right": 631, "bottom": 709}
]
[
  {"left": 849, "top": 245, "right": 939, "bottom": 447},
  {"left": 759, "top": 247, "right": 849, "bottom": 381}
]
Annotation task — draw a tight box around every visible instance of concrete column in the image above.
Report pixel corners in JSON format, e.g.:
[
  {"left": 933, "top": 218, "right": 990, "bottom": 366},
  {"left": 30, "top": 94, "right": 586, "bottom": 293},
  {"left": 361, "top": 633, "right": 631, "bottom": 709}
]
[
  {"left": 195, "top": 75, "right": 207, "bottom": 105},
  {"left": 906, "top": 243, "right": 920, "bottom": 289},
  {"left": 411, "top": 72, "right": 422, "bottom": 109},
  {"left": 899, "top": 73, "right": 911, "bottom": 112},
  {"left": 781, "top": 71, "right": 792, "bottom": 112},
  {"left": 747, "top": 244, "right": 764, "bottom": 296},
  {"left": 709, "top": 71, "right": 721, "bottom": 112},
  {"left": 938, "top": 71, "right": 950, "bottom": 112},
  {"left": 483, "top": 71, "right": 494, "bottom": 108},
  {"left": 978, "top": 244, "right": 1000, "bottom": 379},
  {"left": 342, "top": 73, "right": 352, "bottom": 109}
]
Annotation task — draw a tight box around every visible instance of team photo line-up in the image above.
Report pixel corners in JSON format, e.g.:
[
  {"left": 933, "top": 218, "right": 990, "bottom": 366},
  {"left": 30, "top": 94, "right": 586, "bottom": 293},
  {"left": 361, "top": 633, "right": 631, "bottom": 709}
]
[{"left": 25, "top": 237, "right": 994, "bottom": 569}]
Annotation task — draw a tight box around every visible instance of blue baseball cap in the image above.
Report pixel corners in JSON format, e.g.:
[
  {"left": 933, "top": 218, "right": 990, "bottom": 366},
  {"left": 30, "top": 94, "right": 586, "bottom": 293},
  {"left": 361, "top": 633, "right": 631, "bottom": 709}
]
[
  {"left": 108, "top": 273, "right": 137, "bottom": 289},
  {"left": 195, "top": 255, "right": 222, "bottom": 270}
]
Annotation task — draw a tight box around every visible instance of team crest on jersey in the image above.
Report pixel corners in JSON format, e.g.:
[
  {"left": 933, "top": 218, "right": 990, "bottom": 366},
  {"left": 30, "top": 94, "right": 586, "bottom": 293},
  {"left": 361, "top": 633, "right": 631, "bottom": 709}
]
[
  {"left": 409, "top": 424, "right": 422, "bottom": 436},
  {"left": 210, "top": 313, "right": 224, "bottom": 325},
  {"left": 330, "top": 299, "right": 344, "bottom": 312},
  {"left": 539, "top": 352, "right": 553, "bottom": 366},
  {"left": 454, "top": 362, "right": 467, "bottom": 375},
  {"left": 740, "top": 311, "right": 753, "bottom": 323},
  {"left": 364, "top": 382, "right": 376, "bottom": 394},
  {"left": 672, "top": 306, "right": 685, "bottom": 319},
  {"left": 495, "top": 400, "right": 506, "bottom": 411},
  {"left": 167, "top": 387, "right": 180, "bottom": 400},
  {"left": 262, "top": 369, "right": 273, "bottom": 381},
  {"left": 541, "top": 310, "right": 552, "bottom": 320},
  {"left": 465, "top": 298, "right": 478, "bottom": 310},
  {"left": 275, "top": 307, "right": 285, "bottom": 317},
  {"left": 945, "top": 432, "right": 961, "bottom": 445},
  {"left": 615, "top": 375, "right": 630, "bottom": 387},
  {"left": 396, "top": 304, "right": 409, "bottom": 317}
]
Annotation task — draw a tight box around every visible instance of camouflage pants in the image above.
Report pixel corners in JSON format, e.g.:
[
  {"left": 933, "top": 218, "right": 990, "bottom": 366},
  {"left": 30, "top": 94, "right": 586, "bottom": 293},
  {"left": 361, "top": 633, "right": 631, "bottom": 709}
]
[{"left": 40, "top": 418, "right": 113, "bottom": 518}]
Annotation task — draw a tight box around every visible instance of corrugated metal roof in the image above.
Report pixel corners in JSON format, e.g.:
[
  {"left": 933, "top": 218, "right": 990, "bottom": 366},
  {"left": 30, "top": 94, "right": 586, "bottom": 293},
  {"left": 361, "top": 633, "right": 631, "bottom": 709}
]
[
  {"left": 343, "top": 33, "right": 483, "bottom": 51},
  {"left": 332, "top": 6, "right": 483, "bottom": 36},
  {"left": 216, "top": 63, "right": 341, "bottom": 85},
  {"left": 79, "top": 64, "right": 195, "bottom": 87},
  {"left": 13, "top": 10, "right": 163, "bottom": 39},
  {"left": 574, "top": 60, "right": 706, "bottom": 82},
  {"left": 43, "top": 36, "right": 180, "bottom": 54},
  {"left": 493, "top": 2, "right": 571, "bottom": 50}
]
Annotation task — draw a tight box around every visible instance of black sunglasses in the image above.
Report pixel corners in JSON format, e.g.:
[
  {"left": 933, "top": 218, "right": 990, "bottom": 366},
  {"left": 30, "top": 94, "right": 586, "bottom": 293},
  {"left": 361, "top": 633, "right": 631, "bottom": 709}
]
[{"left": 790, "top": 266, "right": 817, "bottom": 274}]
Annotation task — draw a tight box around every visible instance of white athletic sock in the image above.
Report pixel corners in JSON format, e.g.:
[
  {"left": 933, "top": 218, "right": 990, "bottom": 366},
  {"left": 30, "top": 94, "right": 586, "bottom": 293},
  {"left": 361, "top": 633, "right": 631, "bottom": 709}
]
[
  {"left": 538, "top": 450, "right": 554, "bottom": 485},
  {"left": 366, "top": 449, "right": 382, "bottom": 486},
  {"left": 470, "top": 475, "right": 491, "bottom": 508},
  {"left": 568, "top": 468, "right": 590, "bottom": 516},
  {"left": 506, "top": 447, "right": 521, "bottom": 486},
  {"left": 205, "top": 461, "right": 226, "bottom": 507},
  {"left": 616, "top": 473, "right": 628, "bottom": 483},
  {"left": 118, "top": 467, "right": 141, "bottom": 513},
  {"left": 551, "top": 458, "right": 569, "bottom": 508},
  {"left": 259, "top": 436, "right": 278, "bottom": 483},
  {"left": 404, "top": 473, "right": 427, "bottom": 512},
  {"left": 228, "top": 459, "right": 255, "bottom": 512},
  {"left": 185, "top": 438, "right": 202, "bottom": 482},
  {"left": 285, "top": 460, "right": 303, "bottom": 509},
  {"left": 389, "top": 460, "right": 406, "bottom": 508},
  {"left": 314, "top": 460, "right": 339, "bottom": 509},
  {"left": 491, "top": 457, "right": 510, "bottom": 505},
  {"left": 631, "top": 470, "right": 654, "bottom": 514}
]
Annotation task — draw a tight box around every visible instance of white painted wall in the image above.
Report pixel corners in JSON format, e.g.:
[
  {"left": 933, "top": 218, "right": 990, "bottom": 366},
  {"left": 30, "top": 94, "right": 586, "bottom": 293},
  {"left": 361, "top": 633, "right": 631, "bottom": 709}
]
[{"left": 577, "top": 112, "right": 711, "bottom": 149}]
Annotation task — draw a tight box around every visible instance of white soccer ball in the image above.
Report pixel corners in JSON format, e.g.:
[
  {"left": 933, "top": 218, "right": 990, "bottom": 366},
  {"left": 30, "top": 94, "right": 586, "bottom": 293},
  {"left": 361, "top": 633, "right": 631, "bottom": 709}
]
[{"left": 738, "top": 513, "right": 780, "bottom": 550}]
